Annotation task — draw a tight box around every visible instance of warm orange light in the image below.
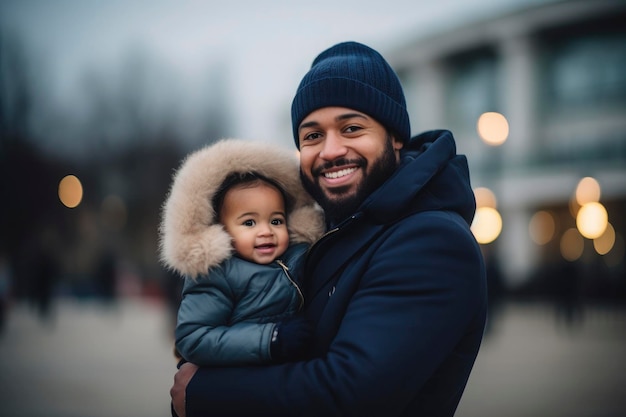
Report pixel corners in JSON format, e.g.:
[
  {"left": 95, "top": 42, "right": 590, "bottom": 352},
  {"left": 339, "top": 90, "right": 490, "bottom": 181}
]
[
  {"left": 477, "top": 112, "right": 509, "bottom": 146},
  {"left": 576, "top": 201, "right": 608, "bottom": 239},
  {"left": 474, "top": 187, "right": 497, "bottom": 209},
  {"left": 568, "top": 195, "right": 581, "bottom": 219},
  {"left": 560, "top": 228, "right": 584, "bottom": 261},
  {"left": 529, "top": 210, "right": 556, "bottom": 245},
  {"left": 59, "top": 175, "right": 83, "bottom": 208},
  {"left": 593, "top": 222, "right": 615, "bottom": 255},
  {"left": 575, "top": 177, "right": 601, "bottom": 205},
  {"left": 471, "top": 207, "right": 502, "bottom": 244}
]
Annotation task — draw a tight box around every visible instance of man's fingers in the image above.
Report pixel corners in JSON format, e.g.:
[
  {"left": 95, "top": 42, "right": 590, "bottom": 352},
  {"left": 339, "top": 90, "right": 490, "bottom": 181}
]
[{"left": 170, "top": 362, "right": 199, "bottom": 417}]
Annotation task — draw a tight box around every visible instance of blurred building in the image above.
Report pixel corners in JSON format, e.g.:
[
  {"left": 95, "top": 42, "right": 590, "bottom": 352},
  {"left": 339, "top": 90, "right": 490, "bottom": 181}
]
[{"left": 389, "top": 0, "right": 626, "bottom": 298}]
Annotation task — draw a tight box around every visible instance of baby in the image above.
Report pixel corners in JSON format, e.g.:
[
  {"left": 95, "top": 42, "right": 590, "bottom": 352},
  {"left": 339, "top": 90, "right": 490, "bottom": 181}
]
[{"left": 160, "top": 138, "right": 324, "bottom": 365}]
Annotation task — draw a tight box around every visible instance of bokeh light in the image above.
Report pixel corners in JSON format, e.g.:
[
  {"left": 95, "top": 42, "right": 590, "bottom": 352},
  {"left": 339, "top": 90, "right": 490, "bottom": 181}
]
[
  {"left": 593, "top": 222, "right": 615, "bottom": 256},
  {"left": 471, "top": 206, "right": 502, "bottom": 244},
  {"left": 576, "top": 201, "right": 608, "bottom": 239},
  {"left": 568, "top": 195, "right": 581, "bottom": 219},
  {"left": 477, "top": 112, "right": 509, "bottom": 146},
  {"left": 529, "top": 210, "right": 556, "bottom": 245},
  {"left": 474, "top": 187, "right": 497, "bottom": 209},
  {"left": 560, "top": 228, "right": 584, "bottom": 261},
  {"left": 575, "top": 176, "right": 601, "bottom": 205},
  {"left": 58, "top": 175, "right": 83, "bottom": 208}
]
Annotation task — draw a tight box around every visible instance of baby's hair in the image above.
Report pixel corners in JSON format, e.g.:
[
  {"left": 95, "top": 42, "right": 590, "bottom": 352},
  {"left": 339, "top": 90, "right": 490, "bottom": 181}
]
[{"left": 212, "top": 172, "right": 293, "bottom": 222}]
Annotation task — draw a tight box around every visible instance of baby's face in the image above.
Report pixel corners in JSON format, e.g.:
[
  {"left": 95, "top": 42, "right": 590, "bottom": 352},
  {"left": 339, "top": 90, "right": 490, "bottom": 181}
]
[{"left": 220, "top": 182, "right": 289, "bottom": 264}]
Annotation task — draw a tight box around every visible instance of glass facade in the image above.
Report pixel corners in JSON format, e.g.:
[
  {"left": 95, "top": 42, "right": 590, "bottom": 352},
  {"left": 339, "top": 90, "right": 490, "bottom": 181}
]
[
  {"left": 536, "top": 13, "right": 626, "bottom": 168},
  {"left": 444, "top": 49, "right": 500, "bottom": 139}
]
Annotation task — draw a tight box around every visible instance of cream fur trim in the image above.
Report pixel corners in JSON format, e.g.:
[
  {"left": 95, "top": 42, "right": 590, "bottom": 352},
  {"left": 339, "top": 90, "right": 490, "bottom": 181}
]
[{"left": 159, "top": 138, "right": 324, "bottom": 279}]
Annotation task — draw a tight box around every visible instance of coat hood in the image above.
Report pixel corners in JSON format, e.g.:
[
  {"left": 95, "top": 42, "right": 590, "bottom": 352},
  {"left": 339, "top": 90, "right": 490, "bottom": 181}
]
[
  {"left": 159, "top": 138, "right": 325, "bottom": 279},
  {"left": 361, "top": 129, "right": 476, "bottom": 225}
]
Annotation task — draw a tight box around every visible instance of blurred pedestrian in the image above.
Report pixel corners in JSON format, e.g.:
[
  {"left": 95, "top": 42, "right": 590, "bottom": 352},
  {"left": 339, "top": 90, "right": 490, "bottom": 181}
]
[
  {"left": 26, "top": 228, "right": 60, "bottom": 322},
  {"left": 0, "top": 253, "right": 12, "bottom": 333},
  {"left": 95, "top": 250, "right": 117, "bottom": 304}
]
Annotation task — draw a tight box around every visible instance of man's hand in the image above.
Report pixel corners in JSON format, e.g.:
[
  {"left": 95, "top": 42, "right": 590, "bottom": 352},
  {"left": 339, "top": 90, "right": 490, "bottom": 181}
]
[{"left": 171, "top": 362, "right": 198, "bottom": 417}]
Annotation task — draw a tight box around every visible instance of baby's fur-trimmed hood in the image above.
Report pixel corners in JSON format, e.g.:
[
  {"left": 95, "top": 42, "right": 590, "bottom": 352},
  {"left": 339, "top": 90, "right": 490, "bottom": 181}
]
[{"left": 159, "top": 138, "right": 325, "bottom": 279}]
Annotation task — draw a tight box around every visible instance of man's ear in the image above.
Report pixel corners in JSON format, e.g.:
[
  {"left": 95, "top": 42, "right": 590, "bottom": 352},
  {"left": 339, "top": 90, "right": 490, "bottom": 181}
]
[{"left": 392, "top": 136, "right": 404, "bottom": 151}]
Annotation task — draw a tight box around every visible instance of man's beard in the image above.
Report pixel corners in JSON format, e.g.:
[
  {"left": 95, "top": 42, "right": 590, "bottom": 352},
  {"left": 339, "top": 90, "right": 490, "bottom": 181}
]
[{"left": 300, "top": 138, "right": 398, "bottom": 225}]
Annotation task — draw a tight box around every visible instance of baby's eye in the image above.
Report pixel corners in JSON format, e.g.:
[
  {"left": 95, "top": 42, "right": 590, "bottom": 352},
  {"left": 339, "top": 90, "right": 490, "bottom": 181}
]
[
  {"left": 242, "top": 219, "right": 256, "bottom": 227},
  {"left": 271, "top": 218, "right": 285, "bottom": 226}
]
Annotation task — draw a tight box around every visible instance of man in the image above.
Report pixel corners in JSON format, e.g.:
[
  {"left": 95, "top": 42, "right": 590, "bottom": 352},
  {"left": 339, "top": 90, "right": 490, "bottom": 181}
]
[{"left": 171, "top": 41, "right": 487, "bottom": 417}]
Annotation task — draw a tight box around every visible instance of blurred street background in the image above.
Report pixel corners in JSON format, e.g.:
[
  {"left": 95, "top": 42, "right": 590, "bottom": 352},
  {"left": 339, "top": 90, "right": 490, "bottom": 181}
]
[
  {"left": 1, "top": 297, "right": 625, "bottom": 417},
  {"left": 1, "top": 0, "right": 625, "bottom": 416},
  {"left": 0, "top": 297, "right": 176, "bottom": 417}
]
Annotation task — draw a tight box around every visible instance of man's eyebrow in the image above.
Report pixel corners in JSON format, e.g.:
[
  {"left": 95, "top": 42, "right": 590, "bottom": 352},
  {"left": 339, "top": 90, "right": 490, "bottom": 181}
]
[
  {"left": 299, "top": 120, "right": 319, "bottom": 131},
  {"left": 336, "top": 112, "right": 368, "bottom": 122},
  {"left": 299, "top": 112, "right": 369, "bottom": 131}
]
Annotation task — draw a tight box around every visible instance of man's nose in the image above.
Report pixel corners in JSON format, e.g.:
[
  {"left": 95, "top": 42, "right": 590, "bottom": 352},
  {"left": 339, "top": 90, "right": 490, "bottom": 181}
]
[{"left": 319, "top": 131, "right": 348, "bottom": 160}]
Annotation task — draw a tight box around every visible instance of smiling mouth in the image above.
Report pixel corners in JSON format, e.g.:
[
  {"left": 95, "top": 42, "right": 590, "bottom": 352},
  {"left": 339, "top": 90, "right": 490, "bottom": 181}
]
[
  {"left": 324, "top": 167, "right": 358, "bottom": 179},
  {"left": 255, "top": 243, "right": 276, "bottom": 250}
]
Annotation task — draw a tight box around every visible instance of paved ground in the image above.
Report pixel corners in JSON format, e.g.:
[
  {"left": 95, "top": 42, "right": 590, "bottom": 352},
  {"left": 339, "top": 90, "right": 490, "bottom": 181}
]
[
  {"left": 1, "top": 297, "right": 625, "bottom": 417},
  {"left": 456, "top": 301, "right": 626, "bottom": 417},
  {"left": 0, "top": 298, "right": 177, "bottom": 417}
]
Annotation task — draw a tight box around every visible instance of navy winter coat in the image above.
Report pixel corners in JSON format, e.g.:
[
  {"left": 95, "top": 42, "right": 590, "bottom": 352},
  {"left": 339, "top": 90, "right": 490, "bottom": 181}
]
[{"left": 184, "top": 130, "right": 488, "bottom": 417}]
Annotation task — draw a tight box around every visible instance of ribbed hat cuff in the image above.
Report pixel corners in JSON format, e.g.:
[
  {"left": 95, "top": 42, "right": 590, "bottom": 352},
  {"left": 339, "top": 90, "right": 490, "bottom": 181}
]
[{"left": 292, "top": 77, "right": 410, "bottom": 148}]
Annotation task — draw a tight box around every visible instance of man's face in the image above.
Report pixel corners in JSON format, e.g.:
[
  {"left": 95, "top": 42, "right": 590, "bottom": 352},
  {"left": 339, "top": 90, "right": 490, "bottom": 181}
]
[{"left": 297, "top": 107, "right": 403, "bottom": 223}]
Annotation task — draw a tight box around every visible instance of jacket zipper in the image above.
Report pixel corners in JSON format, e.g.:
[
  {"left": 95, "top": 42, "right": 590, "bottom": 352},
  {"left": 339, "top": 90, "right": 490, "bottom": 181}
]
[
  {"left": 276, "top": 260, "right": 305, "bottom": 311},
  {"left": 305, "top": 213, "right": 361, "bottom": 257}
]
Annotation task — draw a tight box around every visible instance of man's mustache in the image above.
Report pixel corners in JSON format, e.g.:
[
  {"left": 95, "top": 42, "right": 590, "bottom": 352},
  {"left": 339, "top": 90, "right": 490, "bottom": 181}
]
[{"left": 311, "top": 158, "right": 365, "bottom": 177}]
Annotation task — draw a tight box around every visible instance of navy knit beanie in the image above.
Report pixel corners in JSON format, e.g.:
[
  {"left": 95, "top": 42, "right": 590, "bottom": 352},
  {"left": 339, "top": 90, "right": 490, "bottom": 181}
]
[{"left": 291, "top": 41, "right": 410, "bottom": 149}]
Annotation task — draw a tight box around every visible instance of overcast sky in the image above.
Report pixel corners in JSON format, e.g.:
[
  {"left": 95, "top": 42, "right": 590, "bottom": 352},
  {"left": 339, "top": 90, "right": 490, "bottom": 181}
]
[{"left": 1, "top": 0, "right": 553, "bottom": 151}]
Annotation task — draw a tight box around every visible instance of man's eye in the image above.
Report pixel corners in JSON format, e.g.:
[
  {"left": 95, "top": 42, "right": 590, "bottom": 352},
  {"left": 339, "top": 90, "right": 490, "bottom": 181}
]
[
  {"left": 303, "top": 132, "right": 322, "bottom": 141},
  {"left": 344, "top": 125, "right": 361, "bottom": 133},
  {"left": 242, "top": 220, "right": 255, "bottom": 227}
]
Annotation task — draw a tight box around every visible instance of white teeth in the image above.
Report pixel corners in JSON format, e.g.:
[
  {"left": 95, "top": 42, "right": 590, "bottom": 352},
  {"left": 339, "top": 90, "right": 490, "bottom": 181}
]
[{"left": 324, "top": 167, "right": 357, "bottom": 179}]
